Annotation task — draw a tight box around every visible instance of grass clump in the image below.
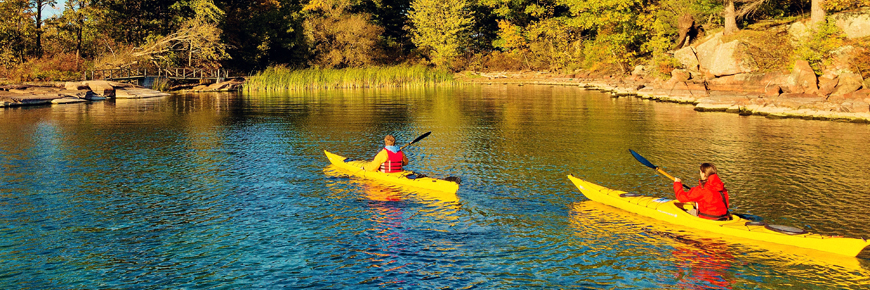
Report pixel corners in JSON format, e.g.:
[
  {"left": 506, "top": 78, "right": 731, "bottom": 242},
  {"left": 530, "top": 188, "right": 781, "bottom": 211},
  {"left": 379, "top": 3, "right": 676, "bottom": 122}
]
[{"left": 246, "top": 65, "right": 456, "bottom": 91}]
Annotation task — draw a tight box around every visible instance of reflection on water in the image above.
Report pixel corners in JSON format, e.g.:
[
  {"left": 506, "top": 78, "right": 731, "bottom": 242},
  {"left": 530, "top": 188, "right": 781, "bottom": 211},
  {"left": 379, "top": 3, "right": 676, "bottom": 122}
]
[{"left": 1, "top": 86, "right": 869, "bottom": 288}]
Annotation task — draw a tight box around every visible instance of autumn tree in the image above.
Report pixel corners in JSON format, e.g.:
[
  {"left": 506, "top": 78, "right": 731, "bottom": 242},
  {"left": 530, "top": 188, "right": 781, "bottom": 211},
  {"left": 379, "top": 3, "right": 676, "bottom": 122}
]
[
  {"left": 0, "top": 0, "right": 33, "bottom": 69},
  {"left": 129, "top": 0, "right": 230, "bottom": 68},
  {"left": 409, "top": 0, "right": 475, "bottom": 68},
  {"left": 52, "top": 0, "right": 100, "bottom": 70},
  {"left": 302, "top": 0, "right": 385, "bottom": 68},
  {"left": 558, "top": 0, "right": 650, "bottom": 73}
]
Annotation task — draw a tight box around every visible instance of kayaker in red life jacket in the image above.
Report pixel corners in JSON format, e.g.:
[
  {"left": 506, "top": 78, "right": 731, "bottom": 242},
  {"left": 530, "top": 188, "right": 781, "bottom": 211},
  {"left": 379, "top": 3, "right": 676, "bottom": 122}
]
[
  {"left": 673, "top": 163, "right": 731, "bottom": 220},
  {"left": 364, "top": 135, "right": 409, "bottom": 173}
]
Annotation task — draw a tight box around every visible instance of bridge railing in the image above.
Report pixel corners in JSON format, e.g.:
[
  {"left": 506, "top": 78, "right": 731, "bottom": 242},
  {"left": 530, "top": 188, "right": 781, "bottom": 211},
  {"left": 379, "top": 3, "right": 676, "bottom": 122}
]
[{"left": 87, "top": 67, "right": 232, "bottom": 81}]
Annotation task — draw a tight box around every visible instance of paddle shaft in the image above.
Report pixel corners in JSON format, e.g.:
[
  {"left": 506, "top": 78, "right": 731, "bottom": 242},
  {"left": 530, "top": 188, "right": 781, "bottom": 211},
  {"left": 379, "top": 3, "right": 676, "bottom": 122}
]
[{"left": 658, "top": 168, "right": 692, "bottom": 190}]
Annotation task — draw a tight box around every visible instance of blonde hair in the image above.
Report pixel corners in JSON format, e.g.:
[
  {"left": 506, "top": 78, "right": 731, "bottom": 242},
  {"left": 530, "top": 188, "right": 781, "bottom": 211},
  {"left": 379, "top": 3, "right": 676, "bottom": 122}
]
[
  {"left": 384, "top": 135, "right": 396, "bottom": 146},
  {"left": 700, "top": 163, "right": 718, "bottom": 176}
]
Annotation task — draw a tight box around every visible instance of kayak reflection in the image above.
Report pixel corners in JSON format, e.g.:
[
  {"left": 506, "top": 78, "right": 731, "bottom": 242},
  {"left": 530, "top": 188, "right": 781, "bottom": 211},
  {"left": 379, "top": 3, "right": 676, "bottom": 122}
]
[{"left": 670, "top": 235, "right": 734, "bottom": 289}]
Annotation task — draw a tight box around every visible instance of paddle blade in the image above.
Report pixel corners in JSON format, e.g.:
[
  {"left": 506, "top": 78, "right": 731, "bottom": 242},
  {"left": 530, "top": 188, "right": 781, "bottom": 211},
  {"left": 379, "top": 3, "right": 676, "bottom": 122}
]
[
  {"left": 410, "top": 131, "right": 431, "bottom": 145},
  {"left": 399, "top": 131, "right": 432, "bottom": 151},
  {"left": 629, "top": 149, "right": 657, "bottom": 169}
]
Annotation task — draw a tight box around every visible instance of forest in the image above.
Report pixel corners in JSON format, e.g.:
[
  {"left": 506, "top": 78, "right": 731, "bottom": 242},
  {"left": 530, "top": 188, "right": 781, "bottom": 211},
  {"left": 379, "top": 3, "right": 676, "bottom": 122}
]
[{"left": 0, "top": 0, "right": 868, "bottom": 82}]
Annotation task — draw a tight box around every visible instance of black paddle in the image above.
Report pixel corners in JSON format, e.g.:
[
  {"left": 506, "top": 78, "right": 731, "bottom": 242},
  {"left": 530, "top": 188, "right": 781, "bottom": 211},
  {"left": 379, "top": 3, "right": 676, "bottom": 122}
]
[
  {"left": 629, "top": 149, "right": 691, "bottom": 190},
  {"left": 399, "top": 131, "right": 431, "bottom": 151}
]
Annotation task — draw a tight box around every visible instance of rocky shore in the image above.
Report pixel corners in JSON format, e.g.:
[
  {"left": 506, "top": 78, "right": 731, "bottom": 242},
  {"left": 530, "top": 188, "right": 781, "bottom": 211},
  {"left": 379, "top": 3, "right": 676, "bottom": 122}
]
[
  {"left": 461, "top": 70, "right": 870, "bottom": 123},
  {"left": 0, "top": 80, "right": 170, "bottom": 107}
]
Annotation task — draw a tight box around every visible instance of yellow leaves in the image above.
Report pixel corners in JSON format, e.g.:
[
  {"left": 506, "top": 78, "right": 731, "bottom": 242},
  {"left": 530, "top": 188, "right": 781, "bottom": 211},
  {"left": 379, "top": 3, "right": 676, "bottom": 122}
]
[
  {"left": 302, "top": 0, "right": 328, "bottom": 11},
  {"left": 496, "top": 20, "right": 528, "bottom": 51},
  {"left": 824, "top": 0, "right": 870, "bottom": 12}
]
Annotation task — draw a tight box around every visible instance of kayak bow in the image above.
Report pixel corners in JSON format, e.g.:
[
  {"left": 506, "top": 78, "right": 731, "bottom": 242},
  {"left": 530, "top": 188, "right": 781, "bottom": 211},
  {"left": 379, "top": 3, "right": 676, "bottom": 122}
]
[{"left": 567, "top": 175, "right": 870, "bottom": 257}]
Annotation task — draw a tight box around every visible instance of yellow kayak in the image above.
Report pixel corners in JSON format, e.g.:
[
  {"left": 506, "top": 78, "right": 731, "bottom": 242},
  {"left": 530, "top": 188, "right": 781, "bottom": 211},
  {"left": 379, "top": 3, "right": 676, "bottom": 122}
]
[
  {"left": 324, "top": 150, "right": 460, "bottom": 194},
  {"left": 567, "top": 175, "right": 870, "bottom": 257}
]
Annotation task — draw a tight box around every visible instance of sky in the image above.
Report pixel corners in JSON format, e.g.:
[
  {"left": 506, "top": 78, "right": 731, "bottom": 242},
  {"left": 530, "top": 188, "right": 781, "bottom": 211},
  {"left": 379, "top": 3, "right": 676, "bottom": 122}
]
[{"left": 45, "top": 0, "right": 66, "bottom": 18}]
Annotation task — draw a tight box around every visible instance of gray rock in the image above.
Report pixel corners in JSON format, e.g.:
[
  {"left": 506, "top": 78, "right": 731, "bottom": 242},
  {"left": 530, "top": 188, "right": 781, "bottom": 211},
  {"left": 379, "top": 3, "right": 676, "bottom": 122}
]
[
  {"left": 631, "top": 65, "right": 648, "bottom": 77},
  {"left": 674, "top": 47, "right": 699, "bottom": 71},
  {"left": 831, "top": 8, "right": 870, "bottom": 39},
  {"left": 694, "top": 33, "right": 756, "bottom": 77},
  {"left": 788, "top": 22, "right": 811, "bottom": 45}
]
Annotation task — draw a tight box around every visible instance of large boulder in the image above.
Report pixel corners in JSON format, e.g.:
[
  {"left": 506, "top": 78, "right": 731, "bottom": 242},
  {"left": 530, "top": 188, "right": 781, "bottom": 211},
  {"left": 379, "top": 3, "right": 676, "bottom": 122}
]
[
  {"left": 784, "top": 60, "right": 818, "bottom": 94},
  {"left": 64, "top": 81, "right": 88, "bottom": 91},
  {"left": 832, "top": 72, "right": 864, "bottom": 96},
  {"left": 674, "top": 46, "right": 699, "bottom": 71},
  {"left": 83, "top": 80, "right": 115, "bottom": 98},
  {"left": 831, "top": 8, "right": 870, "bottom": 39},
  {"left": 694, "top": 33, "right": 756, "bottom": 77},
  {"left": 817, "top": 76, "right": 838, "bottom": 96},
  {"left": 787, "top": 21, "right": 811, "bottom": 46}
]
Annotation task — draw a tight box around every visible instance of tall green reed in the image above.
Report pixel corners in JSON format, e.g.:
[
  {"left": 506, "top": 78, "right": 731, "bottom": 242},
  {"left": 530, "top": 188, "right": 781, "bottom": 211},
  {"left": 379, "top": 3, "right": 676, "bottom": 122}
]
[{"left": 245, "top": 65, "right": 456, "bottom": 92}]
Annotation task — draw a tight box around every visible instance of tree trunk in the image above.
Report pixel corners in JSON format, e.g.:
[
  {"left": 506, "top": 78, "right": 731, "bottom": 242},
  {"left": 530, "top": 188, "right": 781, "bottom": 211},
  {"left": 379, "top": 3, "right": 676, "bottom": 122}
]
[
  {"left": 811, "top": 0, "right": 826, "bottom": 27},
  {"left": 35, "top": 0, "right": 43, "bottom": 56},
  {"left": 723, "top": 0, "right": 738, "bottom": 36}
]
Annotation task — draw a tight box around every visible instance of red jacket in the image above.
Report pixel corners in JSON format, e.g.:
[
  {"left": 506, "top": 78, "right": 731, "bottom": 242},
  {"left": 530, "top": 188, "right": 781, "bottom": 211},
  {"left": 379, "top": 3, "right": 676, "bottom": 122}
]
[{"left": 674, "top": 174, "right": 730, "bottom": 220}]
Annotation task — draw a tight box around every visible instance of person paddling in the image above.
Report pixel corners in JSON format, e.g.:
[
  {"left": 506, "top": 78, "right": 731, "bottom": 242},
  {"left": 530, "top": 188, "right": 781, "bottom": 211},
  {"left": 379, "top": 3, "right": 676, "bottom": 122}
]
[
  {"left": 674, "top": 163, "right": 731, "bottom": 220},
  {"left": 364, "top": 135, "right": 409, "bottom": 173}
]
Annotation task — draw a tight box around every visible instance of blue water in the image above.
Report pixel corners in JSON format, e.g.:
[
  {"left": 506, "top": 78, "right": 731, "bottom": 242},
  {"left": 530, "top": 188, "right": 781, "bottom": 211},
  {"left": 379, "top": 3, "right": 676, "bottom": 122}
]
[{"left": 2, "top": 86, "right": 869, "bottom": 288}]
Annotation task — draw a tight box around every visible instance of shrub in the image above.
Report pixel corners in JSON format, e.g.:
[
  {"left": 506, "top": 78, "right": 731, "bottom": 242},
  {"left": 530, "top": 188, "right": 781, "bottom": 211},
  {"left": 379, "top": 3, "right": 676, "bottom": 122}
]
[
  {"left": 6, "top": 52, "right": 86, "bottom": 82},
  {"left": 793, "top": 20, "right": 847, "bottom": 75}
]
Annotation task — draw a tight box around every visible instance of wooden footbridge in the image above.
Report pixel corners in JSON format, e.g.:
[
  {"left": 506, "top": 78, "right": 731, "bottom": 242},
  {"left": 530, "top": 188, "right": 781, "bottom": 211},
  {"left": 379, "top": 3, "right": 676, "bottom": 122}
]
[{"left": 87, "top": 67, "right": 237, "bottom": 87}]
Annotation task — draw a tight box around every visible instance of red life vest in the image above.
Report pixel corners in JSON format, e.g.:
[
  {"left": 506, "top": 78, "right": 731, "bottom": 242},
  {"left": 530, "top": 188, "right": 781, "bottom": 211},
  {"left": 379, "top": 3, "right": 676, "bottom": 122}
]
[{"left": 379, "top": 149, "right": 405, "bottom": 173}]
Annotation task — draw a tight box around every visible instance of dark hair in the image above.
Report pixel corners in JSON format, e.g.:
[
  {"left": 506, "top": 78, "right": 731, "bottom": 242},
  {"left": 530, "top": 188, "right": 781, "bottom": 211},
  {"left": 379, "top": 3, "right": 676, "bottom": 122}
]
[{"left": 700, "top": 163, "right": 718, "bottom": 176}]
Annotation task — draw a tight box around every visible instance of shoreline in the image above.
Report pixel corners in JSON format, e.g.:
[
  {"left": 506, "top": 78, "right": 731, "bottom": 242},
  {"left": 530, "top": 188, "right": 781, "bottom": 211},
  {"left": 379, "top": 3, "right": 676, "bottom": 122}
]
[
  {"left": 5, "top": 73, "right": 869, "bottom": 124},
  {"left": 459, "top": 71, "right": 870, "bottom": 124}
]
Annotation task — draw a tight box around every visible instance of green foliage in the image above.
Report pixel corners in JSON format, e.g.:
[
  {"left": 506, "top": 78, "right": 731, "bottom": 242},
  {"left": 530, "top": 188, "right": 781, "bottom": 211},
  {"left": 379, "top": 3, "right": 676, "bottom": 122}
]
[
  {"left": 525, "top": 18, "right": 583, "bottom": 71},
  {"left": 794, "top": 20, "right": 848, "bottom": 75},
  {"left": 246, "top": 65, "right": 455, "bottom": 91},
  {"left": 218, "top": 0, "right": 308, "bottom": 71},
  {"left": 303, "top": 0, "right": 384, "bottom": 68},
  {"left": 0, "top": 0, "right": 36, "bottom": 69},
  {"left": 559, "top": 0, "right": 651, "bottom": 73},
  {"left": 409, "top": 0, "right": 475, "bottom": 68}
]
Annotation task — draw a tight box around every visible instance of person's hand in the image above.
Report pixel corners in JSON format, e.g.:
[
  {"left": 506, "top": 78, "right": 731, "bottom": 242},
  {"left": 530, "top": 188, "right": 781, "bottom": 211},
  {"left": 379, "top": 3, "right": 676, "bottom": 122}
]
[{"left": 674, "top": 177, "right": 681, "bottom": 183}]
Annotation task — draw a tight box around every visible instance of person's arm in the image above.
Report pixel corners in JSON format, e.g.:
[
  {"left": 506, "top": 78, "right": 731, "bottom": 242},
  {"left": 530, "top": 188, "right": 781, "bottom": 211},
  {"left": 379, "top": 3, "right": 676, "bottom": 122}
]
[
  {"left": 401, "top": 153, "right": 409, "bottom": 166},
  {"left": 674, "top": 178, "right": 704, "bottom": 203},
  {"left": 364, "top": 150, "right": 387, "bottom": 172},
  {"left": 674, "top": 178, "right": 693, "bottom": 202}
]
